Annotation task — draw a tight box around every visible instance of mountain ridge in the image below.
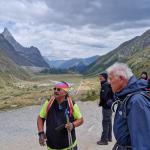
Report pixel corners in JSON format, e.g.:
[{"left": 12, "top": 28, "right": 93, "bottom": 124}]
[
  {"left": 85, "top": 29, "right": 150, "bottom": 76},
  {"left": 0, "top": 34, "right": 33, "bottom": 66},
  {"left": 2, "top": 28, "right": 49, "bottom": 68},
  {"left": 46, "top": 55, "right": 99, "bottom": 69}
]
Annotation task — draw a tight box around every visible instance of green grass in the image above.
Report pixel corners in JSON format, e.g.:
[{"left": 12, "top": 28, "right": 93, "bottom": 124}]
[
  {"left": 127, "top": 46, "right": 150, "bottom": 76},
  {"left": 31, "top": 74, "right": 83, "bottom": 83},
  {"left": 79, "top": 90, "right": 99, "bottom": 101},
  {"left": 0, "top": 73, "right": 100, "bottom": 110},
  {"left": 0, "top": 74, "right": 93, "bottom": 110}
]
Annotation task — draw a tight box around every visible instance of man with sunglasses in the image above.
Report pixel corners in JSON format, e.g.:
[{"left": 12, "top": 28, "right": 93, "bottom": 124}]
[{"left": 37, "top": 81, "right": 84, "bottom": 150}]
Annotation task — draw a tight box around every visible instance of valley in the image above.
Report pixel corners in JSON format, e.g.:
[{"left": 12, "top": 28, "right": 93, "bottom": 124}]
[{"left": 0, "top": 74, "right": 99, "bottom": 110}]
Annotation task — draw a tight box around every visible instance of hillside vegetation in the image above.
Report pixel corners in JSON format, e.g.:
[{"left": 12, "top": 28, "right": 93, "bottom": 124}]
[
  {"left": 85, "top": 29, "right": 150, "bottom": 76},
  {"left": 127, "top": 46, "right": 150, "bottom": 76},
  {"left": 0, "top": 51, "right": 30, "bottom": 87}
]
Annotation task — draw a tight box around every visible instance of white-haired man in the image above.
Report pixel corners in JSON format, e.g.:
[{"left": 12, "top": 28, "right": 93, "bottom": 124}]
[{"left": 107, "top": 62, "right": 150, "bottom": 150}]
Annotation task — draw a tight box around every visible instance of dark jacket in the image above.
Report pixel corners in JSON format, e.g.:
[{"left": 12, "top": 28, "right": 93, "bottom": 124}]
[
  {"left": 114, "top": 76, "right": 150, "bottom": 150},
  {"left": 46, "top": 99, "right": 76, "bottom": 149},
  {"left": 99, "top": 81, "right": 114, "bottom": 109},
  {"left": 148, "top": 79, "right": 150, "bottom": 89}
]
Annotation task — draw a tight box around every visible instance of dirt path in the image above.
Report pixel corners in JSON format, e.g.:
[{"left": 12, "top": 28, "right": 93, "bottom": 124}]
[{"left": 0, "top": 101, "right": 115, "bottom": 150}]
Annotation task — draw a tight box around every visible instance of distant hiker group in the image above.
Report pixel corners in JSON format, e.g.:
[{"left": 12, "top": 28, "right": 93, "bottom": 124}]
[{"left": 37, "top": 62, "right": 150, "bottom": 150}]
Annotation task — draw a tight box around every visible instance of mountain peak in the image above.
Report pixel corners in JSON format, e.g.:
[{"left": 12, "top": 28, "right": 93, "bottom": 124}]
[
  {"left": 142, "top": 29, "right": 150, "bottom": 36},
  {"left": 2, "top": 27, "right": 13, "bottom": 37}
]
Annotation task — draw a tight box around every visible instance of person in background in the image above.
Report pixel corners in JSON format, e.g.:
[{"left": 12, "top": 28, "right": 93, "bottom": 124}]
[
  {"left": 140, "top": 71, "right": 148, "bottom": 80},
  {"left": 97, "top": 73, "right": 114, "bottom": 145},
  {"left": 140, "top": 71, "right": 150, "bottom": 90},
  {"left": 37, "top": 81, "right": 84, "bottom": 150},
  {"left": 147, "top": 78, "right": 150, "bottom": 90},
  {"left": 107, "top": 62, "right": 150, "bottom": 150}
]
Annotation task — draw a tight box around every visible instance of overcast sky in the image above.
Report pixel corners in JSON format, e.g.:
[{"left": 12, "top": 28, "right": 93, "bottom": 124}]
[{"left": 0, "top": 0, "right": 150, "bottom": 60}]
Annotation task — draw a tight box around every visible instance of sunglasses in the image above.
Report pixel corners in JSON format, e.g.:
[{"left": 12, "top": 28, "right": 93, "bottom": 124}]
[{"left": 53, "top": 88, "right": 61, "bottom": 91}]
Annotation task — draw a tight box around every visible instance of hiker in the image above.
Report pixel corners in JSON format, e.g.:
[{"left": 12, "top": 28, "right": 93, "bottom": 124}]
[
  {"left": 140, "top": 71, "right": 148, "bottom": 80},
  {"left": 147, "top": 78, "right": 150, "bottom": 90},
  {"left": 97, "top": 73, "right": 114, "bottom": 145},
  {"left": 107, "top": 62, "right": 150, "bottom": 150},
  {"left": 37, "top": 81, "right": 84, "bottom": 150}
]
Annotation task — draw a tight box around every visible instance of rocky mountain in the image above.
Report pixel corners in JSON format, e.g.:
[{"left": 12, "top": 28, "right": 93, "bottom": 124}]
[
  {"left": 68, "top": 61, "right": 87, "bottom": 73},
  {"left": 44, "top": 58, "right": 65, "bottom": 68},
  {"left": 2, "top": 28, "right": 49, "bottom": 68},
  {"left": 0, "top": 34, "right": 32, "bottom": 66},
  {"left": 46, "top": 55, "right": 99, "bottom": 69},
  {"left": 85, "top": 29, "right": 150, "bottom": 76}
]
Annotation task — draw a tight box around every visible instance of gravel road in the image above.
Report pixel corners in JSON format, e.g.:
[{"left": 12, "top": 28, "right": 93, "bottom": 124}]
[{"left": 0, "top": 101, "right": 115, "bottom": 150}]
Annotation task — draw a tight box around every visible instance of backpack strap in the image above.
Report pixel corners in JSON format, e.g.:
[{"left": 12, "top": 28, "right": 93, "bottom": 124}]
[
  {"left": 140, "top": 91, "right": 150, "bottom": 99},
  {"left": 111, "top": 99, "right": 122, "bottom": 112},
  {"left": 112, "top": 91, "right": 150, "bottom": 119},
  {"left": 46, "top": 96, "right": 74, "bottom": 118},
  {"left": 122, "top": 91, "right": 150, "bottom": 119},
  {"left": 122, "top": 93, "right": 135, "bottom": 119},
  {"left": 67, "top": 96, "right": 74, "bottom": 118},
  {"left": 46, "top": 96, "right": 55, "bottom": 118}
]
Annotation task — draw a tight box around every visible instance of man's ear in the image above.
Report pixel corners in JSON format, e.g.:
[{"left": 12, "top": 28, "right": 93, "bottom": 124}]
[
  {"left": 120, "top": 76, "right": 128, "bottom": 85},
  {"left": 119, "top": 75, "right": 125, "bottom": 81}
]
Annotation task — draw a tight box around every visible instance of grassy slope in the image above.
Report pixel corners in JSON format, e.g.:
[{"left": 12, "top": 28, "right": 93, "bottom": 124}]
[
  {"left": 0, "top": 51, "right": 30, "bottom": 83},
  {"left": 127, "top": 46, "right": 150, "bottom": 77},
  {"left": 85, "top": 46, "right": 150, "bottom": 77},
  {"left": 84, "top": 50, "right": 118, "bottom": 76},
  {"left": 85, "top": 30, "right": 150, "bottom": 76}
]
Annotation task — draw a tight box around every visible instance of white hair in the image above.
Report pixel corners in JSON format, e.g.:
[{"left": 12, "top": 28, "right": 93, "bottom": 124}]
[{"left": 106, "top": 62, "right": 133, "bottom": 80}]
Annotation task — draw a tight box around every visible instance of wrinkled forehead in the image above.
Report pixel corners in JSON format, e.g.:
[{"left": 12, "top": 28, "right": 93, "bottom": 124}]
[
  {"left": 108, "top": 71, "right": 118, "bottom": 80},
  {"left": 108, "top": 71, "right": 114, "bottom": 77}
]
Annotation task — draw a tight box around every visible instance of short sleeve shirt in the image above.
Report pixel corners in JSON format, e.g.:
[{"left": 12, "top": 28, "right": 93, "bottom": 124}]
[{"left": 39, "top": 99, "right": 82, "bottom": 120}]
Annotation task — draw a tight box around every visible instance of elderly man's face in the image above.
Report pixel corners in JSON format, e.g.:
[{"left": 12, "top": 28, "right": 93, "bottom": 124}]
[{"left": 108, "top": 72, "right": 125, "bottom": 93}]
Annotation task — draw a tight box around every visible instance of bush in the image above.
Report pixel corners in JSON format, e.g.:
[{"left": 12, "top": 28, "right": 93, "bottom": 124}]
[
  {"left": 80, "top": 90, "right": 99, "bottom": 101},
  {"left": 33, "top": 85, "right": 38, "bottom": 89}
]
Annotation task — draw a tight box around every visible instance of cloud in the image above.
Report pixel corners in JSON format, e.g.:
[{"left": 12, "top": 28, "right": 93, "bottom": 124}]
[
  {"left": 43, "top": 0, "right": 150, "bottom": 28},
  {"left": 0, "top": 0, "right": 150, "bottom": 60},
  {"left": 0, "top": 0, "right": 50, "bottom": 23}
]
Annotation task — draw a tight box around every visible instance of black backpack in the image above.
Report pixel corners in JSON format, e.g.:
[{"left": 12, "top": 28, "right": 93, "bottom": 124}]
[
  {"left": 112, "top": 90, "right": 150, "bottom": 150},
  {"left": 112, "top": 90, "right": 150, "bottom": 119}
]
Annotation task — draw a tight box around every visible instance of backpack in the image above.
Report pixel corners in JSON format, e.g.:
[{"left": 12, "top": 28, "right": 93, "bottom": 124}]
[
  {"left": 46, "top": 96, "right": 74, "bottom": 118},
  {"left": 112, "top": 90, "right": 150, "bottom": 119}
]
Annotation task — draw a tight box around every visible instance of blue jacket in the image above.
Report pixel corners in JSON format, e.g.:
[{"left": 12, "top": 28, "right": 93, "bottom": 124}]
[{"left": 114, "top": 76, "right": 150, "bottom": 150}]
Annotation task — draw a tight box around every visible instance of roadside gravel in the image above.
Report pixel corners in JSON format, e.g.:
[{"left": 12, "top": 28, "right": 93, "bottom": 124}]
[{"left": 0, "top": 101, "right": 115, "bottom": 150}]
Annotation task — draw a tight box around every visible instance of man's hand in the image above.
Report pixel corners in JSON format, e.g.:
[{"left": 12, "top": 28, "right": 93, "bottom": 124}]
[
  {"left": 65, "top": 123, "right": 74, "bottom": 131},
  {"left": 38, "top": 131, "right": 47, "bottom": 146}
]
